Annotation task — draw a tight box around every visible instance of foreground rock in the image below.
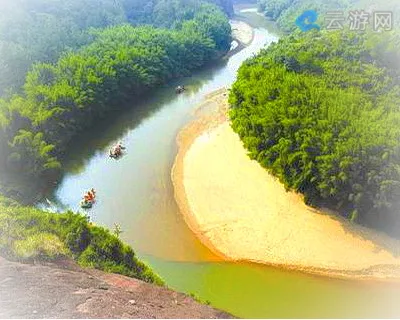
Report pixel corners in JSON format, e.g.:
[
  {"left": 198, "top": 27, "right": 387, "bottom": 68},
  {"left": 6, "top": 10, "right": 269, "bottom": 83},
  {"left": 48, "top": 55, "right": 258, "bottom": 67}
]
[{"left": 0, "top": 257, "right": 234, "bottom": 319}]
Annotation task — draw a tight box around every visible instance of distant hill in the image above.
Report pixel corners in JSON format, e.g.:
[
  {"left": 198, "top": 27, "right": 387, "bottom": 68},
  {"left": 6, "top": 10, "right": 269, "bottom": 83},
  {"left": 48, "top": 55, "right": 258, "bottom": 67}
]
[{"left": 208, "top": 0, "right": 234, "bottom": 16}]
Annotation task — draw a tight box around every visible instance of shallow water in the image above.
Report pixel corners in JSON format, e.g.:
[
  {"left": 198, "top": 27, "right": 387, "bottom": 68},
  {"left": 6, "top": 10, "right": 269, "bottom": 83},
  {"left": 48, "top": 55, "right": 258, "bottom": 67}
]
[{"left": 41, "top": 10, "right": 400, "bottom": 318}]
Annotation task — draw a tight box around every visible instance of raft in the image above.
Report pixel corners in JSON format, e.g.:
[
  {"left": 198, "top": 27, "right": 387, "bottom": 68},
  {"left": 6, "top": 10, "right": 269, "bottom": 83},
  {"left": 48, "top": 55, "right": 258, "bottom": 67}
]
[
  {"left": 109, "top": 153, "right": 121, "bottom": 159},
  {"left": 80, "top": 200, "right": 93, "bottom": 209},
  {"left": 176, "top": 85, "right": 186, "bottom": 94},
  {"left": 109, "top": 146, "right": 126, "bottom": 159}
]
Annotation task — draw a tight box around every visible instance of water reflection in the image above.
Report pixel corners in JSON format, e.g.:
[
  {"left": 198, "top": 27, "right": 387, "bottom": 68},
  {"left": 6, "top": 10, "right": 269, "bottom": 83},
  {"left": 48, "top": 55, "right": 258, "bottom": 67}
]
[{"left": 37, "top": 11, "right": 400, "bottom": 319}]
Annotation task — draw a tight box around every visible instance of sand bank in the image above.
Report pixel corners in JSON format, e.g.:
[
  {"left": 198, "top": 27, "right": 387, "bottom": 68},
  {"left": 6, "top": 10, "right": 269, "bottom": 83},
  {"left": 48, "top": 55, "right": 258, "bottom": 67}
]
[
  {"left": 231, "top": 20, "right": 254, "bottom": 46},
  {"left": 172, "top": 89, "right": 400, "bottom": 280},
  {"left": 225, "top": 20, "right": 254, "bottom": 59}
]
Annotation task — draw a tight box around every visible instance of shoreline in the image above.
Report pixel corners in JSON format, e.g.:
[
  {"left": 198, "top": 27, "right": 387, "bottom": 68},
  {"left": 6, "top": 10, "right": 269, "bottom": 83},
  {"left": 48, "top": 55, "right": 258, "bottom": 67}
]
[
  {"left": 172, "top": 88, "right": 233, "bottom": 263},
  {"left": 170, "top": 19, "right": 255, "bottom": 262},
  {"left": 171, "top": 88, "right": 400, "bottom": 282},
  {"left": 225, "top": 20, "right": 255, "bottom": 59},
  {"left": 231, "top": 20, "right": 254, "bottom": 46}
]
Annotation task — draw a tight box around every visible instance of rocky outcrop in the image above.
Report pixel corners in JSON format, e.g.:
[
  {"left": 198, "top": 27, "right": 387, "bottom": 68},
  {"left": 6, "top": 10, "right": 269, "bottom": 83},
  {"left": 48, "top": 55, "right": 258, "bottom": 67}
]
[{"left": 0, "top": 257, "right": 234, "bottom": 319}]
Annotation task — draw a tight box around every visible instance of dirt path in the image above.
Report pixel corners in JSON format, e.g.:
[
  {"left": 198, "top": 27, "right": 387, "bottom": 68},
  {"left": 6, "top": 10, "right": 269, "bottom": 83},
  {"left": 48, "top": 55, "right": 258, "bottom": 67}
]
[
  {"left": 172, "top": 88, "right": 400, "bottom": 281},
  {"left": 0, "top": 257, "right": 234, "bottom": 319}
]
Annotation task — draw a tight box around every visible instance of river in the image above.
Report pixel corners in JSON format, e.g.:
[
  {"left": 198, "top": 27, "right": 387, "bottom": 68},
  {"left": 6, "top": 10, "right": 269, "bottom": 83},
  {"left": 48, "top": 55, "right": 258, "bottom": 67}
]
[{"left": 39, "top": 8, "right": 400, "bottom": 318}]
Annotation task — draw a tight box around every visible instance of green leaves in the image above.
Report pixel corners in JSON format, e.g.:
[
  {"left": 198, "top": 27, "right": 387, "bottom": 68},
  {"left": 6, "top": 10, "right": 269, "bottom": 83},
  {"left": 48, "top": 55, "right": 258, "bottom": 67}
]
[
  {"left": 0, "top": 205, "right": 164, "bottom": 284},
  {"left": 230, "top": 29, "right": 400, "bottom": 233},
  {"left": 7, "top": 130, "right": 61, "bottom": 177},
  {"left": 0, "top": 0, "right": 232, "bottom": 186}
]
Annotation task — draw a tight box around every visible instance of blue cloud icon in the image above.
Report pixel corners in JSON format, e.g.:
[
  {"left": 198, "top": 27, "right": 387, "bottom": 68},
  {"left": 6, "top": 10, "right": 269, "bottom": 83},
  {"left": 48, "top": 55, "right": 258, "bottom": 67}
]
[{"left": 296, "top": 10, "right": 320, "bottom": 32}]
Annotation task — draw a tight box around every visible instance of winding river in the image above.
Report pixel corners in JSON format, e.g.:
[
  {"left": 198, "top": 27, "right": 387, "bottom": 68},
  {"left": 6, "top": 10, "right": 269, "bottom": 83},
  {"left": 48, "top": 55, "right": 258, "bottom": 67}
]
[{"left": 40, "top": 8, "right": 400, "bottom": 318}]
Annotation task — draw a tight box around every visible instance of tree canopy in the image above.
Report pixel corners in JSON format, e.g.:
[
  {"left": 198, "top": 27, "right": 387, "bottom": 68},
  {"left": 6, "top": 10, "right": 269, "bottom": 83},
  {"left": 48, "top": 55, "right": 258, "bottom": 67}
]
[
  {"left": 0, "top": 201, "right": 163, "bottom": 284},
  {"left": 0, "top": 0, "right": 233, "bottom": 96},
  {"left": 0, "top": 0, "right": 232, "bottom": 197},
  {"left": 229, "top": 29, "right": 400, "bottom": 235},
  {"left": 257, "top": 0, "right": 400, "bottom": 33}
]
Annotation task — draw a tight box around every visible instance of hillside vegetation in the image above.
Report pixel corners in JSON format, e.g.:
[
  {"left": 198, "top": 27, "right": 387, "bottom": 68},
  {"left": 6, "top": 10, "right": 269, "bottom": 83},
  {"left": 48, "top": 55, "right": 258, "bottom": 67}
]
[
  {"left": 0, "top": 0, "right": 232, "bottom": 198},
  {"left": 229, "top": 28, "right": 400, "bottom": 235},
  {"left": 0, "top": 197, "right": 163, "bottom": 285},
  {"left": 0, "top": 0, "right": 234, "bottom": 96},
  {"left": 257, "top": 0, "right": 400, "bottom": 33},
  {"left": 0, "top": 0, "right": 233, "bottom": 286}
]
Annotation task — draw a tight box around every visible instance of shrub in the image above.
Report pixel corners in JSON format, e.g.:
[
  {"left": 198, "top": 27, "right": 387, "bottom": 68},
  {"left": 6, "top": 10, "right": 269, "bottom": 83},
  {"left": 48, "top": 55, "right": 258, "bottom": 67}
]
[
  {"left": 0, "top": 204, "right": 164, "bottom": 285},
  {"left": 13, "top": 233, "right": 69, "bottom": 261}
]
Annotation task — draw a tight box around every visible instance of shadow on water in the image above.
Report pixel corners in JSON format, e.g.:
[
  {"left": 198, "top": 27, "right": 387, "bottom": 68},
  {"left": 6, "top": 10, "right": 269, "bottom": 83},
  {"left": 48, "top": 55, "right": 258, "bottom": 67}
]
[
  {"left": 42, "top": 25, "right": 278, "bottom": 258},
  {"left": 60, "top": 59, "right": 230, "bottom": 177},
  {"left": 36, "top": 9, "right": 400, "bottom": 319}
]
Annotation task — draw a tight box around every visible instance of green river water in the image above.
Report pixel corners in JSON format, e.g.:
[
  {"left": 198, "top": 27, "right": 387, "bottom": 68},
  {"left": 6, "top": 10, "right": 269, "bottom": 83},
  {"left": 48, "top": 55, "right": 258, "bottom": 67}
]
[{"left": 40, "top": 8, "right": 400, "bottom": 318}]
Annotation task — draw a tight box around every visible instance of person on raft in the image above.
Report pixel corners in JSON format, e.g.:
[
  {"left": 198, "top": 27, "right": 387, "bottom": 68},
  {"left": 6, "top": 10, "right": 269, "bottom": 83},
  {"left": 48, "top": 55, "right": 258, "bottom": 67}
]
[
  {"left": 83, "top": 189, "right": 96, "bottom": 203},
  {"left": 87, "top": 188, "right": 96, "bottom": 201},
  {"left": 110, "top": 142, "right": 125, "bottom": 158},
  {"left": 110, "top": 146, "right": 120, "bottom": 157}
]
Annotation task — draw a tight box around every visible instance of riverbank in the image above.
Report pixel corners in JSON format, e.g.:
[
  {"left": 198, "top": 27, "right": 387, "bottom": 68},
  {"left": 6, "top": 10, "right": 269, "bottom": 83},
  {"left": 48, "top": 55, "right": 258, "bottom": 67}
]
[
  {"left": 226, "top": 20, "right": 254, "bottom": 58},
  {"left": 231, "top": 20, "right": 254, "bottom": 46},
  {"left": 172, "top": 88, "right": 400, "bottom": 281}
]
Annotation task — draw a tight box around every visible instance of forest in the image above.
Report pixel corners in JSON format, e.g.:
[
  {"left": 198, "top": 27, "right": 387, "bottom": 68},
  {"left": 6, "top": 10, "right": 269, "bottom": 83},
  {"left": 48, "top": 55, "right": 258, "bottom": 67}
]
[
  {"left": 229, "top": 27, "right": 400, "bottom": 235},
  {"left": 0, "top": 0, "right": 233, "bottom": 286},
  {"left": 0, "top": 0, "right": 234, "bottom": 96},
  {"left": 0, "top": 0, "right": 232, "bottom": 198},
  {"left": 257, "top": 0, "right": 400, "bottom": 33},
  {"left": 0, "top": 196, "right": 163, "bottom": 284}
]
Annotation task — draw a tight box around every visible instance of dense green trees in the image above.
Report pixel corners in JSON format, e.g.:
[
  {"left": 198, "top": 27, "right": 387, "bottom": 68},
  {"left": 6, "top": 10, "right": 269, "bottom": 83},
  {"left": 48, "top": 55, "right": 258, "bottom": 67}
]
[
  {"left": 0, "top": 1, "right": 231, "bottom": 196},
  {"left": 247, "top": 0, "right": 400, "bottom": 234},
  {"left": 0, "top": 0, "right": 126, "bottom": 96},
  {"left": 257, "top": 0, "right": 350, "bottom": 32},
  {"left": 210, "top": 0, "right": 234, "bottom": 17},
  {"left": 0, "top": 0, "right": 233, "bottom": 96},
  {"left": 0, "top": 0, "right": 230, "bottom": 283},
  {"left": 229, "top": 30, "right": 400, "bottom": 234},
  {"left": 0, "top": 201, "right": 163, "bottom": 284},
  {"left": 150, "top": 1, "right": 232, "bottom": 50},
  {"left": 257, "top": 0, "right": 400, "bottom": 32},
  {"left": 0, "top": 1, "right": 230, "bottom": 276},
  {"left": 122, "top": 0, "right": 234, "bottom": 25}
]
